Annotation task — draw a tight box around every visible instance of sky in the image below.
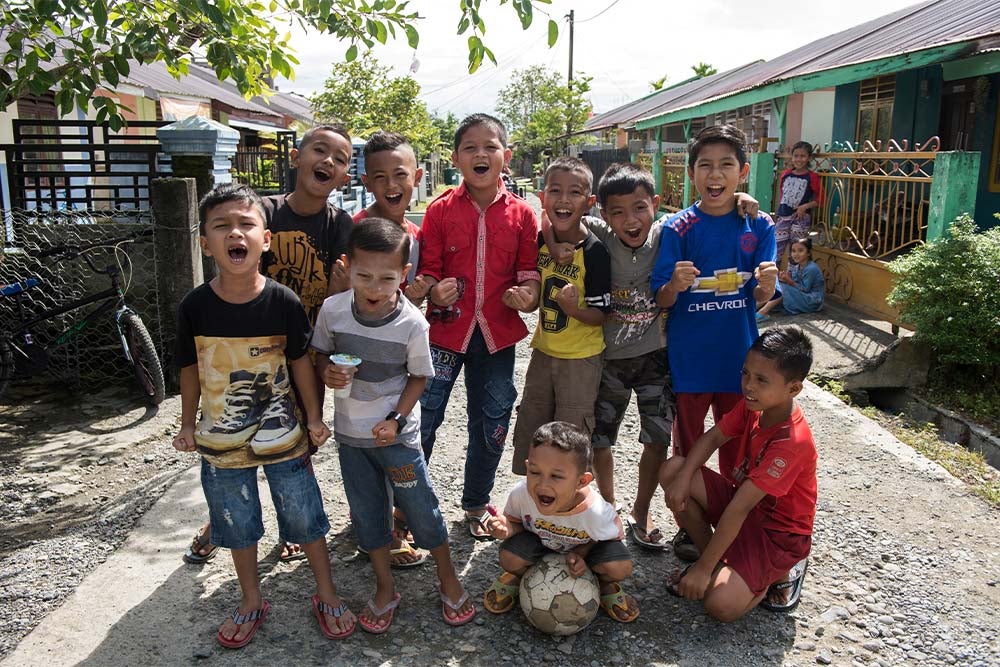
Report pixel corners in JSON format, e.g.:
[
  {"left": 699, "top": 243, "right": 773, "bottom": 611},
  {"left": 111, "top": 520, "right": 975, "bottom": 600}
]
[{"left": 273, "top": 0, "right": 925, "bottom": 119}]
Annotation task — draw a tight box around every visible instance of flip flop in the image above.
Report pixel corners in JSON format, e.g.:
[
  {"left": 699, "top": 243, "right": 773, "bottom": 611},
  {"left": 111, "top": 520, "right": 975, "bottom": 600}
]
[
  {"left": 755, "top": 312, "right": 770, "bottom": 322},
  {"left": 216, "top": 600, "right": 270, "bottom": 649},
  {"left": 440, "top": 586, "right": 476, "bottom": 626},
  {"left": 760, "top": 558, "right": 808, "bottom": 612},
  {"left": 359, "top": 592, "right": 401, "bottom": 634},
  {"left": 666, "top": 564, "right": 694, "bottom": 598},
  {"left": 278, "top": 541, "right": 307, "bottom": 562},
  {"left": 483, "top": 572, "right": 520, "bottom": 614},
  {"left": 182, "top": 529, "right": 220, "bottom": 565},
  {"left": 356, "top": 542, "right": 429, "bottom": 569},
  {"left": 464, "top": 510, "right": 492, "bottom": 540},
  {"left": 311, "top": 595, "right": 355, "bottom": 639},
  {"left": 625, "top": 514, "right": 669, "bottom": 551},
  {"left": 599, "top": 583, "right": 640, "bottom": 623}
]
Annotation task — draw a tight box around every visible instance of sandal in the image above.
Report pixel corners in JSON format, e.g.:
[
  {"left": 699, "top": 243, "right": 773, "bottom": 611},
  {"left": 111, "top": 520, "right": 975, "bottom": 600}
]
[
  {"left": 359, "top": 592, "right": 401, "bottom": 634},
  {"left": 599, "top": 583, "right": 640, "bottom": 623},
  {"left": 440, "top": 586, "right": 476, "bottom": 626},
  {"left": 216, "top": 600, "right": 270, "bottom": 649},
  {"left": 389, "top": 540, "right": 428, "bottom": 569},
  {"left": 483, "top": 571, "right": 520, "bottom": 614},
  {"left": 311, "top": 594, "right": 355, "bottom": 639},
  {"left": 760, "top": 558, "right": 808, "bottom": 612},
  {"left": 279, "top": 541, "right": 307, "bottom": 563},
  {"left": 671, "top": 528, "right": 701, "bottom": 562},
  {"left": 666, "top": 564, "right": 694, "bottom": 598},
  {"left": 182, "top": 527, "right": 220, "bottom": 565},
  {"left": 625, "top": 514, "right": 668, "bottom": 551},
  {"left": 464, "top": 509, "right": 492, "bottom": 540},
  {"left": 601, "top": 584, "right": 639, "bottom": 623}
]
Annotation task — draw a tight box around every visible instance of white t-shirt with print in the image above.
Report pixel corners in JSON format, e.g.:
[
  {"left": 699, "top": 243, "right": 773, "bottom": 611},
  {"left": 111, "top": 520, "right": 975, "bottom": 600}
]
[{"left": 503, "top": 479, "right": 624, "bottom": 552}]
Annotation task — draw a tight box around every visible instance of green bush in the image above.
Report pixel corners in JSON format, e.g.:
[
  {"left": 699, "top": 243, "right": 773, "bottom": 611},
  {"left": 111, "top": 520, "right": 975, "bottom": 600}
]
[{"left": 887, "top": 215, "right": 1000, "bottom": 372}]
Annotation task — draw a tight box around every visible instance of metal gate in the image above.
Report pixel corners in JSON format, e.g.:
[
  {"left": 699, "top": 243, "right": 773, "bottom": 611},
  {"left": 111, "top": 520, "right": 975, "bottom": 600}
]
[{"left": 580, "top": 148, "right": 630, "bottom": 183}]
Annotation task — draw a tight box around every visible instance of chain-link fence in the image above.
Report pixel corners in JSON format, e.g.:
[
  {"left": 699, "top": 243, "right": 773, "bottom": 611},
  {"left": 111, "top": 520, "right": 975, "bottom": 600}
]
[{"left": 0, "top": 209, "right": 165, "bottom": 393}]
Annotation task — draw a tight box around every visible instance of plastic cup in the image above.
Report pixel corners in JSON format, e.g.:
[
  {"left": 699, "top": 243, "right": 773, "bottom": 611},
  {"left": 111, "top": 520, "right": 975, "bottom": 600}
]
[{"left": 329, "top": 353, "right": 362, "bottom": 398}]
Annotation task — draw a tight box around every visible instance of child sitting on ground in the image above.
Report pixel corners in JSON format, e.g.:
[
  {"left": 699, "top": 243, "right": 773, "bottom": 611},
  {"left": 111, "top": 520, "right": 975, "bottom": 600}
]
[
  {"left": 312, "top": 218, "right": 476, "bottom": 633},
  {"left": 757, "top": 237, "right": 824, "bottom": 320},
  {"left": 775, "top": 141, "right": 823, "bottom": 265},
  {"left": 484, "top": 421, "right": 639, "bottom": 623},
  {"left": 172, "top": 184, "right": 350, "bottom": 648},
  {"left": 510, "top": 157, "right": 611, "bottom": 481},
  {"left": 659, "top": 326, "right": 817, "bottom": 621}
]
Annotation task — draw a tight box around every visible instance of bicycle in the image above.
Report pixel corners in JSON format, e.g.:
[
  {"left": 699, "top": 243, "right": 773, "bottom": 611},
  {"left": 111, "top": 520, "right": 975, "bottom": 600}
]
[{"left": 0, "top": 229, "right": 166, "bottom": 405}]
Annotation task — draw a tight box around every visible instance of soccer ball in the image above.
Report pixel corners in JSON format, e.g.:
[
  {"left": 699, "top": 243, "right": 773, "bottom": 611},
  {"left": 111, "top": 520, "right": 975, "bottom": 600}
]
[{"left": 519, "top": 553, "right": 600, "bottom": 635}]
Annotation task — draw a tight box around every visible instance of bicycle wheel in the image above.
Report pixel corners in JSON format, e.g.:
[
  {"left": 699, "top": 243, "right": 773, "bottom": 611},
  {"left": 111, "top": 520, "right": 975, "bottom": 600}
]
[
  {"left": 0, "top": 337, "right": 13, "bottom": 400},
  {"left": 119, "top": 311, "right": 166, "bottom": 405}
]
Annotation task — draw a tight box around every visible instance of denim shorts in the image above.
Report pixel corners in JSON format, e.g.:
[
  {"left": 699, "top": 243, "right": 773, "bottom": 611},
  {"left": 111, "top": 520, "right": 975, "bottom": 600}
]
[
  {"left": 201, "top": 454, "right": 330, "bottom": 550},
  {"left": 338, "top": 442, "right": 449, "bottom": 552}
]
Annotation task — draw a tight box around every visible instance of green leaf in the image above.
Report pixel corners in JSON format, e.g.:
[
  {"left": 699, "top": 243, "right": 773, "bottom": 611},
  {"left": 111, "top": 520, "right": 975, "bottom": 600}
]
[
  {"left": 519, "top": 2, "right": 533, "bottom": 29},
  {"left": 92, "top": 0, "right": 107, "bottom": 27},
  {"left": 404, "top": 23, "right": 418, "bottom": 48},
  {"left": 345, "top": 44, "right": 358, "bottom": 61},
  {"left": 102, "top": 60, "right": 119, "bottom": 87},
  {"left": 547, "top": 19, "right": 558, "bottom": 47}
]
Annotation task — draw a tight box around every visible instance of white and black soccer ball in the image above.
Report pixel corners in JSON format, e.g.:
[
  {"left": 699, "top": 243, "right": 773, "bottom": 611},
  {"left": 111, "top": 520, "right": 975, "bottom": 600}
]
[{"left": 519, "top": 553, "right": 600, "bottom": 635}]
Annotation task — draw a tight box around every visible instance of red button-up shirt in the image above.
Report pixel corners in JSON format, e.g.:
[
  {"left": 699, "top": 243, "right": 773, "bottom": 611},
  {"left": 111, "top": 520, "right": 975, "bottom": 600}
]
[{"left": 418, "top": 182, "right": 540, "bottom": 353}]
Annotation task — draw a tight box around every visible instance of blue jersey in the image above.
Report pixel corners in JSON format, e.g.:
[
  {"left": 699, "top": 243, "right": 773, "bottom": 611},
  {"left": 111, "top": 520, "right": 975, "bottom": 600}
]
[{"left": 651, "top": 204, "right": 777, "bottom": 394}]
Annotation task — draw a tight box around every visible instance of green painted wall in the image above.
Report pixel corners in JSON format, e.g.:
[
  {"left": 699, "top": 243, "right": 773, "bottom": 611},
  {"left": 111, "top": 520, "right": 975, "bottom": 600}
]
[
  {"left": 832, "top": 82, "right": 859, "bottom": 146},
  {"left": 972, "top": 73, "right": 1000, "bottom": 229},
  {"left": 890, "top": 67, "right": 942, "bottom": 149}
]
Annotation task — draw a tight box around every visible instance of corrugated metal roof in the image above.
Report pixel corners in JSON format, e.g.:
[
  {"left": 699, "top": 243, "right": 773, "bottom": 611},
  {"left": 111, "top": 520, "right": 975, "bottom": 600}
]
[
  {"left": 598, "top": 0, "right": 1000, "bottom": 130},
  {"left": 257, "top": 91, "right": 314, "bottom": 124},
  {"left": 125, "top": 61, "right": 281, "bottom": 118}
]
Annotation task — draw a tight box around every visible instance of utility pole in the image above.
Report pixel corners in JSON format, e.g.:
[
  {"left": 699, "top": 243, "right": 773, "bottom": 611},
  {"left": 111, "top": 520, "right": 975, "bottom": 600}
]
[{"left": 567, "top": 9, "right": 574, "bottom": 83}]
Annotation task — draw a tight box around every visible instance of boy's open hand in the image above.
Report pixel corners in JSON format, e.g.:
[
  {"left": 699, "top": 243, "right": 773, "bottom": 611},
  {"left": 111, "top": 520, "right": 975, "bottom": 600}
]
[
  {"left": 404, "top": 275, "right": 431, "bottom": 303},
  {"left": 485, "top": 514, "right": 510, "bottom": 540},
  {"left": 755, "top": 261, "right": 778, "bottom": 292},
  {"left": 372, "top": 420, "right": 399, "bottom": 446},
  {"left": 668, "top": 261, "right": 700, "bottom": 293},
  {"left": 430, "top": 277, "right": 460, "bottom": 307},
  {"left": 736, "top": 192, "right": 760, "bottom": 219},
  {"left": 172, "top": 427, "right": 196, "bottom": 452},
  {"left": 308, "top": 419, "right": 331, "bottom": 447},
  {"left": 555, "top": 283, "right": 579, "bottom": 314},
  {"left": 564, "top": 551, "right": 587, "bottom": 578},
  {"left": 502, "top": 285, "right": 537, "bottom": 311}
]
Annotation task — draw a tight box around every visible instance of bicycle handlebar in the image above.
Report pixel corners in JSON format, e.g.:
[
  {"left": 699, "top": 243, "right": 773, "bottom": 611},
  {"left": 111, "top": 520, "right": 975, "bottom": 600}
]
[{"left": 36, "top": 228, "right": 153, "bottom": 260}]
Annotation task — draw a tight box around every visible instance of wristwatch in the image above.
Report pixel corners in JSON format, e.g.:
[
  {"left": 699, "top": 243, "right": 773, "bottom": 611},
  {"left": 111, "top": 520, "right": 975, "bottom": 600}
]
[{"left": 386, "top": 411, "right": 407, "bottom": 431}]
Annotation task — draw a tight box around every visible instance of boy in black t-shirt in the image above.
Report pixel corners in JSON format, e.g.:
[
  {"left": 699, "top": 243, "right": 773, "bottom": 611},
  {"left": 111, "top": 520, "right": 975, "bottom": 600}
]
[{"left": 173, "top": 184, "right": 356, "bottom": 647}]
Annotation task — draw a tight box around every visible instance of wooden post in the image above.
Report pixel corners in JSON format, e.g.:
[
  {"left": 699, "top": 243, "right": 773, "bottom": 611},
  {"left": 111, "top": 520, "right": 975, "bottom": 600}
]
[
  {"left": 653, "top": 125, "right": 663, "bottom": 203},
  {"left": 927, "top": 151, "right": 980, "bottom": 242},
  {"left": 682, "top": 120, "right": 693, "bottom": 207},
  {"left": 772, "top": 97, "right": 788, "bottom": 148}
]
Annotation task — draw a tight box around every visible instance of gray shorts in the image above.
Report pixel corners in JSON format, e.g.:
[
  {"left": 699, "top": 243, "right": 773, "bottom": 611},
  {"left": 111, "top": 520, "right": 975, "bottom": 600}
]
[
  {"left": 592, "top": 348, "right": 675, "bottom": 451},
  {"left": 500, "top": 530, "right": 631, "bottom": 568}
]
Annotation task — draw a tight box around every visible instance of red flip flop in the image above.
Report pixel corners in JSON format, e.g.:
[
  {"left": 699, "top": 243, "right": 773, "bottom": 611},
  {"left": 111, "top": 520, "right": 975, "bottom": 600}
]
[
  {"left": 441, "top": 587, "right": 476, "bottom": 626},
  {"left": 312, "top": 595, "right": 355, "bottom": 639},
  {"left": 217, "top": 600, "right": 270, "bottom": 649}
]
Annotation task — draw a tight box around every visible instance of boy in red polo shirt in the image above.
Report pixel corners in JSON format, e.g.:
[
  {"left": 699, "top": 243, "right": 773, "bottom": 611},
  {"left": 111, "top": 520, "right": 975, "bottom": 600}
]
[
  {"left": 659, "top": 325, "right": 816, "bottom": 621},
  {"left": 416, "top": 113, "right": 541, "bottom": 538}
]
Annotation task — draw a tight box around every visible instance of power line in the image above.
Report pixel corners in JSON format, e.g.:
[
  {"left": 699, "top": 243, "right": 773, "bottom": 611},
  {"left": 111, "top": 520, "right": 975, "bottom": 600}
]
[
  {"left": 576, "top": 0, "right": 625, "bottom": 23},
  {"left": 421, "top": 28, "right": 542, "bottom": 96}
]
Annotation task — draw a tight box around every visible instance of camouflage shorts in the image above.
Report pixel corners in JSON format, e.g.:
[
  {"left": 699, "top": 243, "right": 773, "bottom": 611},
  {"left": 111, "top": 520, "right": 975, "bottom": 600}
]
[{"left": 592, "top": 348, "right": 675, "bottom": 451}]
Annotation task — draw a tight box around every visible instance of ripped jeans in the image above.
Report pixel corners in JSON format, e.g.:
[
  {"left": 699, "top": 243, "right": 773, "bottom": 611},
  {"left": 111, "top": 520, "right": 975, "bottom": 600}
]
[
  {"left": 201, "top": 453, "right": 330, "bottom": 550},
  {"left": 419, "top": 327, "right": 517, "bottom": 511}
]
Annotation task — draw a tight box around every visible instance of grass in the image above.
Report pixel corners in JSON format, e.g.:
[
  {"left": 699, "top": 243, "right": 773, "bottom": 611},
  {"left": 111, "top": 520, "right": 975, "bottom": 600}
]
[{"left": 810, "top": 374, "right": 1000, "bottom": 509}]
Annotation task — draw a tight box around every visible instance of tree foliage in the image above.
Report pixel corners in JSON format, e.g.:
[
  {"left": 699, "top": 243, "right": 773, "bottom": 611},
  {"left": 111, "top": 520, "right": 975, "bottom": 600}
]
[
  {"left": 311, "top": 51, "right": 437, "bottom": 158},
  {"left": 495, "top": 65, "right": 592, "bottom": 169},
  {"left": 691, "top": 62, "right": 718, "bottom": 78},
  {"left": 0, "top": 0, "right": 556, "bottom": 129},
  {"left": 431, "top": 111, "right": 459, "bottom": 153}
]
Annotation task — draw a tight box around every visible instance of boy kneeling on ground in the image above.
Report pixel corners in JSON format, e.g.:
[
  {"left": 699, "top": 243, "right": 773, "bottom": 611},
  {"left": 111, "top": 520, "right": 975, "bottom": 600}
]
[{"left": 660, "top": 326, "right": 816, "bottom": 621}]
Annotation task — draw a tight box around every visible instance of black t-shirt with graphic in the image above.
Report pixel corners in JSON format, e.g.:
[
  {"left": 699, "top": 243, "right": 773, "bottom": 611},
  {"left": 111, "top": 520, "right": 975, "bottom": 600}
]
[
  {"left": 260, "top": 194, "right": 353, "bottom": 324},
  {"left": 175, "top": 279, "right": 312, "bottom": 468}
]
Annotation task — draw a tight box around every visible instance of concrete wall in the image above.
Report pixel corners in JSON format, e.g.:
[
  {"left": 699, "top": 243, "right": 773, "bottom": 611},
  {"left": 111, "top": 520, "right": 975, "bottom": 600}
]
[{"left": 801, "top": 89, "right": 836, "bottom": 148}]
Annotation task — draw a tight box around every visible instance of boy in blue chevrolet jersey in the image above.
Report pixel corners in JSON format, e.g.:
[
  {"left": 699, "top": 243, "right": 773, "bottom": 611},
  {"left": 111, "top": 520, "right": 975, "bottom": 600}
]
[{"left": 652, "top": 124, "right": 778, "bottom": 562}]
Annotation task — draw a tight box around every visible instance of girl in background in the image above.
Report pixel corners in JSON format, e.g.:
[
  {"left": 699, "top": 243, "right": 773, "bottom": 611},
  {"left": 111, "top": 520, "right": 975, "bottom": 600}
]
[
  {"left": 775, "top": 141, "right": 823, "bottom": 264},
  {"left": 757, "top": 237, "right": 824, "bottom": 321}
]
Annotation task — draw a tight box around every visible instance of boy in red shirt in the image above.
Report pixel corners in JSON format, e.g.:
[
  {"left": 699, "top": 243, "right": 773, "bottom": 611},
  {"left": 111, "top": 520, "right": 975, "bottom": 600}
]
[
  {"left": 416, "top": 113, "right": 541, "bottom": 538},
  {"left": 659, "top": 325, "right": 816, "bottom": 621}
]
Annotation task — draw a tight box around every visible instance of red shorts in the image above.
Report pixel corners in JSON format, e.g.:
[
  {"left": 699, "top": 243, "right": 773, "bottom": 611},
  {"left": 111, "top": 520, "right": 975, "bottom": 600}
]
[
  {"left": 701, "top": 466, "right": 811, "bottom": 595},
  {"left": 673, "top": 392, "right": 742, "bottom": 477}
]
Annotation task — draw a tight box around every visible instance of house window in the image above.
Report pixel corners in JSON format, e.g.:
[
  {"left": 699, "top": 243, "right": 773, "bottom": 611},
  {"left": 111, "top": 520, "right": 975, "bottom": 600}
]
[{"left": 856, "top": 75, "right": 895, "bottom": 147}]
